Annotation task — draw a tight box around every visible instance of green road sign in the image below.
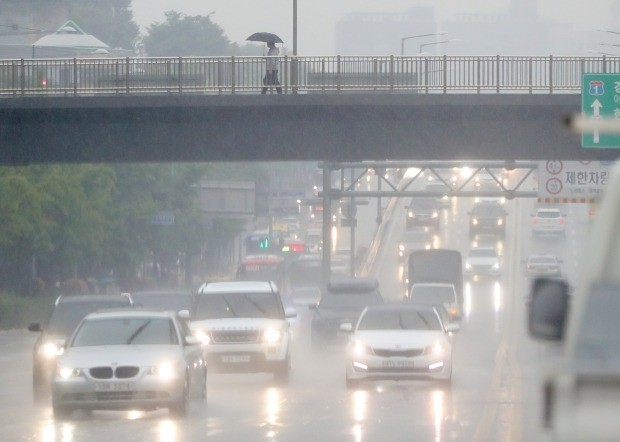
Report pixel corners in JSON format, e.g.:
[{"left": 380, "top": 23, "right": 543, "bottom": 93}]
[{"left": 582, "top": 74, "right": 620, "bottom": 148}]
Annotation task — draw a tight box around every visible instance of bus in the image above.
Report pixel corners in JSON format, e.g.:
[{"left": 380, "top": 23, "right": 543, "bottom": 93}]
[{"left": 237, "top": 254, "right": 285, "bottom": 286}]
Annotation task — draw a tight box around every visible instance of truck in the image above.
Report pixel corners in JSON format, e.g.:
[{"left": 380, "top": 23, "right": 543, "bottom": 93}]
[
  {"left": 528, "top": 162, "right": 620, "bottom": 441},
  {"left": 407, "top": 249, "right": 463, "bottom": 306}
]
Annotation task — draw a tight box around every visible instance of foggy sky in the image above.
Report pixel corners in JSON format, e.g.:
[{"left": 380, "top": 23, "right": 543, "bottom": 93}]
[{"left": 131, "top": 0, "right": 618, "bottom": 55}]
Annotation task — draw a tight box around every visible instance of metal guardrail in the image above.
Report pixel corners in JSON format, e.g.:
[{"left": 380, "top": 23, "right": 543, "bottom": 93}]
[{"left": 0, "top": 55, "right": 618, "bottom": 96}]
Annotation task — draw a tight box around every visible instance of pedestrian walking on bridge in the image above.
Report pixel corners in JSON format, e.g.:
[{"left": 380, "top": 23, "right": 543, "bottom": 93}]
[{"left": 262, "top": 42, "right": 282, "bottom": 94}]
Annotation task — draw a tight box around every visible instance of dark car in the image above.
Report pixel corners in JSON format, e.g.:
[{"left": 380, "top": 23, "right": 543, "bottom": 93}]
[
  {"left": 130, "top": 289, "right": 194, "bottom": 314},
  {"left": 310, "top": 277, "right": 383, "bottom": 350},
  {"left": 28, "top": 294, "right": 134, "bottom": 398},
  {"left": 468, "top": 201, "right": 507, "bottom": 238},
  {"left": 405, "top": 197, "right": 440, "bottom": 230}
]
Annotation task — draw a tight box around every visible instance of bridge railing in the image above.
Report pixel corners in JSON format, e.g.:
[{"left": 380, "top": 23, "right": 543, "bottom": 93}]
[{"left": 0, "top": 55, "right": 618, "bottom": 96}]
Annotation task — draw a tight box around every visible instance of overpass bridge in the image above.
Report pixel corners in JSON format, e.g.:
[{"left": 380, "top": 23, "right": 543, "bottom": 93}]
[{"left": 0, "top": 55, "right": 618, "bottom": 164}]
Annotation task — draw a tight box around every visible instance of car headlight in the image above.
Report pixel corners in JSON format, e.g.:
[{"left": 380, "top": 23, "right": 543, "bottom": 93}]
[
  {"left": 399, "top": 244, "right": 405, "bottom": 251},
  {"left": 472, "top": 218, "right": 478, "bottom": 225},
  {"left": 56, "top": 366, "right": 80, "bottom": 379},
  {"left": 465, "top": 262, "right": 472, "bottom": 270},
  {"left": 497, "top": 219, "right": 503, "bottom": 226},
  {"left": 408, "top": 211, "right": 414, "bottom": 218},
  {"left": 432, "top": 211, "right": 438, "bottom": 218},
  {"left": 263, "top": 328, "right": 282, "bottom": 343},
  {"left": 424, "top": 341, "right": 447, "bottom": 356},
  {"left": 39, "top": 342, "right": 63, "bottom": 358},
  {"left": 149, "top": 362, "right": 177, "bottom": 380},
  {"left": 492, "top": 263, "right": 500, "bottom": 270},
  {"left": 353, "top": 340, "right": 372, "bottom": 356},
  {"left": 194, "top": 329, "right": 211, "bottom": 345}
]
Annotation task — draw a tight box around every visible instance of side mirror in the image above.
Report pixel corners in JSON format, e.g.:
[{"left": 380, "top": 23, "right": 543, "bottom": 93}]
[
  {"left": 446, "top": 323, "right": 460, "bottom": 333},
  {"left": 185, "top": 335, "right": 201, "bottom": 346},
  {"left": 28, "top": 322, "right": 42, "bottom": 332},
  {"left": 285, "top": 307, "right": 297, "bottom": 318},
  {"left": 177, "top": 310, "right": 191, "bottom": 320},
  {"left": 528, "top": 277, "right": 570, "bottom": 341},
  {"left": 340, "top": 323, "right": 353, "bottom": 332}
]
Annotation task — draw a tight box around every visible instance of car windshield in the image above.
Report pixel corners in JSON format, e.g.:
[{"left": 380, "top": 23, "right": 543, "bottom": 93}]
[
  {"left": 72, "top": 317, "right": 178, "bottom": 346},
  {"left": 409, "top": 198, "right": 436, "bottom": 209},
  {"left": 472, "top": 204, "right": 503, "bottom": 215},
  {"left": 46, "top": 299, "right": 132, "bottom": 336},
  {"left": 319, "top": 292, "right": 382, "bottom": 310},
  {"left": 131, "top": 293, "right": 193, "bottom": 311},
  {"left": 468, "top": 249, "right": 497, "bottom": 258},
  {"left": 537, "top": 210, "right": 560, "bottom": 218},
  {"left": 194, "top": 291, "right": 284, "bottom": 320},
  {"left": 410, "top": 286, "right": 456, "bottom": 304},
  {"left": 529, "top": 256, "right": 556, "bottom": 264},
  {"left": 358, "top": 309, "right": 442, "bottom": 331}
]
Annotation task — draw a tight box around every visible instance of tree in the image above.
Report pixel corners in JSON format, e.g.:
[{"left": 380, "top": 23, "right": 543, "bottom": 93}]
[
  {"left": 67, "top": 0, "right": 139, "bottom": 50},
  {"left": 142, "top": 11, "right": 234, "bottom": 57}
]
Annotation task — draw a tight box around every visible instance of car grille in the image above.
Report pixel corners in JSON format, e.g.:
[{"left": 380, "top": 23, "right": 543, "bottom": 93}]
[
  {"left": 115, "top": 366, "right": 140, "bottom": 379},
  {"left": 90, "top": 367, "right": 113, "bottom": 379},
  {"left": 63, "top": 391, "right": 170, "bottom": 402},
  {"left": 373, "top": 348, "right": 423, "bottom": 357},
  {"left": 89, "top": 366, "right": 140, "bottom": 379},
  {"left": 211, "top": 330, "right": 261, "bottom": 343}
]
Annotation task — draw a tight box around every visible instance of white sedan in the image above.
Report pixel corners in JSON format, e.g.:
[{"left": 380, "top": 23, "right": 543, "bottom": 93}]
[
  {"left": 342, "top": 303, "right": 458, "bottom": 389},
  {"left": 51, "top": 309, "right": 206, "bottom": 419}
]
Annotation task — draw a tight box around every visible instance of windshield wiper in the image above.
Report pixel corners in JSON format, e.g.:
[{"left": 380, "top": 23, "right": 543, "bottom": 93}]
[
  {"left": 223, "top": 296, "right": 238, "bottom": 318},
  {"left": 242, "top": 294, "right": 269, "bottom": 317},
  {"left": 418, "top": 313, "right": 432, "bottom": 330},
  {"left": 126, "top": 320, "right": 151, "bottom": 344}
]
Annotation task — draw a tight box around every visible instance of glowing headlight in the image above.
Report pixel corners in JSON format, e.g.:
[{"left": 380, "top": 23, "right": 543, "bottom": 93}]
[
  {"left": 497, "top": 219, "right": 503, "bottom": 226},
  {"left": 472, "top": 218, "right": 478, "bottom": 225},
  {"left": 425, "top": 341, "right": 446, "bottom": 355},
  {"left": 399, "top": 244, "right": 405, "bottom": 251},
  {"left": 353, "top": 341, "right": 372, "bottom": 356},
  {"left": 465, "top": 263, "right": 472, "bottom": 270},
  {"left": 149, "top": 362, "right": 176, "bottom": 380},
  {"left": 263, "top": 328, "right": 281, "bottom": 343},
  {"left": 57, "top": 366, "right": 80, "bottom": 379},
  {"left": 408, "top": 211, "right": 414, "bottom": 218},
  {"left": 194, "top": 329, "right": 211, "bottom": 345},
  {"left": 40, "top": 342, "right": 63, "bottom": 358},
  {"left": 492, "top": 263, "right": 500, "bottom": 270},
  {"left": 431, "top": 211, "right": 438, "bottom": 218}
]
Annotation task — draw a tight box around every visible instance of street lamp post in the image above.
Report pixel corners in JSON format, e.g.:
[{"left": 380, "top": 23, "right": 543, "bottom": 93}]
[
  {"left": 293, "top": 0, "right": 297, "bottom": 56},
  {"left": 419, "top": 39, "right": 459, "bottom": 54},
  {"left": 400, "top": 32, "right": 447, "bottom": 56}
]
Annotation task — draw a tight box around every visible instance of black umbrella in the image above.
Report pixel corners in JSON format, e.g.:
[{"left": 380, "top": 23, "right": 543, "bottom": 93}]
[{"left": 246, "top": 32, "right": 283, "bottom": 44}]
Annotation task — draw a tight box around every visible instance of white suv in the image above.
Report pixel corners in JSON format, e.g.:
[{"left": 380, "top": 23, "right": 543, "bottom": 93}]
[
  {"left": 191, "top": 281, "right": 296, "bottom": 383},
  {"left": 532, "top": 207, "right": 566, "bottom": 235}
]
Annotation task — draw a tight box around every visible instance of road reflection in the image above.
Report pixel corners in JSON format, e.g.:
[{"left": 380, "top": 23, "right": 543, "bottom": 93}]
[
  {"left": 263, "top": 387, "right": 282, "bottom": 439},
  {"left": 158, "top": 419, "right": 176, "bottom": 442},
  {"left": 350, "top": 389, "right": 367, "bottom": 442},
  {"left": 42, "top": 420, "right": 74, "bottom": 442},
  {"left": 432, "top": 389, "right": 445, "bottom": 442}
]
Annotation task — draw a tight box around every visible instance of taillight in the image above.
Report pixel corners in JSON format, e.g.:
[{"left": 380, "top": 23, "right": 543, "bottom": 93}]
[{"left": 533, "top": 218, "right": 538, "bottom": 224}]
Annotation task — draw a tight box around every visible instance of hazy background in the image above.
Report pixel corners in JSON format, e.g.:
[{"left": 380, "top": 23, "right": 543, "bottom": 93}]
[{"left": 131, "top": 0, "right": 620, "bottom": 55}]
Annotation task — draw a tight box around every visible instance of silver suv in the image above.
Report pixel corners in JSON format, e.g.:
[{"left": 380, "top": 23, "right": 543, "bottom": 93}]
[
  {"left": 532, "top": 207, "right": 566, "bottom": 236},
  {"left": 191, "top": 281, "right": 296, "bottom": 383}
]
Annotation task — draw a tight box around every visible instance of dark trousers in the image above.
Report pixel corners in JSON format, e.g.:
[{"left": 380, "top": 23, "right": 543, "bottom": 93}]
[{"left": 262, "top": 70, "right": 282, "bottom": 94}]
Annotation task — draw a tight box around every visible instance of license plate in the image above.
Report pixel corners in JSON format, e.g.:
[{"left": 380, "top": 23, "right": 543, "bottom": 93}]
[
  {"left": 221, "top": 355, "right": 250, "bottom": 363},
  {"left": 95, "top": 382, "right": 134, "bottom": 392},
  {"left": 382, "top": 360, "right": 414, "bottom": 368}
]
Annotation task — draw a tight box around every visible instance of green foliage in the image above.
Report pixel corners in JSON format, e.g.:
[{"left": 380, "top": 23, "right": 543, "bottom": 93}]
[
  {"left": 67, "top": 0, "right": 139, "bottom": 50},
  {"left": 142, "top": 11, "right": 234, "bottom": 57}
]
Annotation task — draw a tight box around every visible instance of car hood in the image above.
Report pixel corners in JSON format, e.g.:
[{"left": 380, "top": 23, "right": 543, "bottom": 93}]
[
  {"left": 352, "top": 330, "right": 446, "bottom": 349},
  {"left": 190, "top": 317, "right": 285, "bottom": 331},
  {"left": 61, "top": 345, "right": 184, "bottom": 367}
]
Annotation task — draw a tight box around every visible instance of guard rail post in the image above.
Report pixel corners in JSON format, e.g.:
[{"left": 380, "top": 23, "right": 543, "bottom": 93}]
[
  {"left": 549, "top": 55, "right": 553, "bottom": 94},
  {"left": 125, "top": 57, "right": 130, "bottom": 94},
  {"left": 389, "top": 55, "right": 394, "bottom": 93},
  {"left": 73, "top": 58, "right": 78, "bottom": 96},
  {"left": 443, "top": 54, "right": 448, "bottom": 94},
  {"left": 231, "top": 55, "right": 236, "bottom": 95},
  {"left": 496, "top": 55, "right": 500, "bottom": 93},
  {"left": 337, "top": 55, "right": 341, "bottom": 93},
  {"left": 178, "top": 56, "right": 183, "bottom": 94}
]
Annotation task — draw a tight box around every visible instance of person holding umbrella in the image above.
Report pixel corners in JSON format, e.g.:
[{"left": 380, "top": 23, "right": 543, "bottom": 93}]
[{"left": 262, "top": 41, "right": 282, "bottom": 94}]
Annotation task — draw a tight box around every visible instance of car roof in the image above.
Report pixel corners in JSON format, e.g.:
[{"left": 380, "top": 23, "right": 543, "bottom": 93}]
[
  {"left": 198, "top": 280, "right": 276, "bottom": 294},
  {"left": 363, "top": 302, "right": 437, "bottom": 313},
  {"left": 131, "top": 290, "right": 192, "bottom": 296},
  {"left": 326, "top": 277, "right": 379, "bottom": 293},
  {"left": 82, "top": 308, "right": 177, "bottom": 320},
  {"left": 56, "top": 294, "right": 132, "bottom": 305}
]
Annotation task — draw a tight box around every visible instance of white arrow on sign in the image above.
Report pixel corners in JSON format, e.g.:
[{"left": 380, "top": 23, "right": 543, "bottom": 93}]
[{"left": 591, "top": 99, "right": 603, "bottom": 143}]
